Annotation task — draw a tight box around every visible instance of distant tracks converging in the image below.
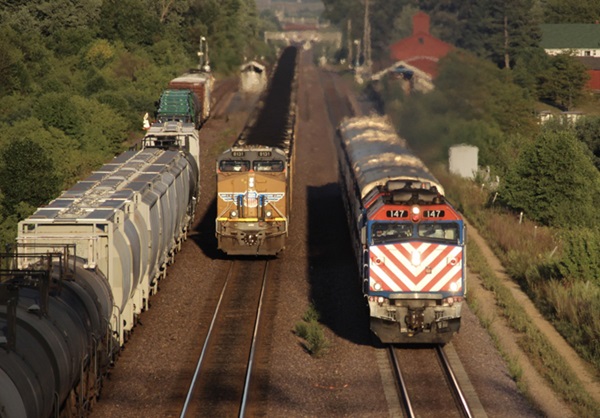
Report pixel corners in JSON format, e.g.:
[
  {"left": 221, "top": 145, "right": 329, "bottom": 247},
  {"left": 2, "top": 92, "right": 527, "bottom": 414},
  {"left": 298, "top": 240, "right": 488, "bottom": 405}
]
[{"left": 181, "top": 260, "right": 271, "bottom": 417}]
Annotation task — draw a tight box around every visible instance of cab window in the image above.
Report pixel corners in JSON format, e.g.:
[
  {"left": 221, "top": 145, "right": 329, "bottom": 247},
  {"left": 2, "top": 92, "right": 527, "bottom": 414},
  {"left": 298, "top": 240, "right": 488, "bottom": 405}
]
[
  {"left": 219, "top": 160, "right": 250, "bottom": 172},
  {"left": 417, "top": 223, "right": 459, "bottom": 243},
  {"left": 371, "top": 222, "right": 413, "bottom": 244},
  {"left": 253, "top": 160, "right": 284, "bottom": 172}
]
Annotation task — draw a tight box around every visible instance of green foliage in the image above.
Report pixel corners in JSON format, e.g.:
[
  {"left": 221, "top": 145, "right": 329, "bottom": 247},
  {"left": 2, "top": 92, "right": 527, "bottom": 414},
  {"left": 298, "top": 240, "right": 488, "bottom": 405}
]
[
  {"left": 499, "top": 128, "right": 600, "bottom": 228},
  {"left": 512, "top": 47, "right": 552, "bottom": 98},
  {"left": 419, "top": 0, "right": 542, "bottom": 69},
  {"left": 34, "top": 92, "right": 83, "bottom": 137},
  {"left": 543, "top": 0, "right": 600, "bottom": 23},
  {"left": 0, "top": 139, "right": 61, "bottom": 214},
  {"left": 99, "top": 0, "right": 162, "bottom": 46},
  {"left": 574, "top": 116, "right": 600, "bottom": 169},
  {"left": 295, "top": 304, "right": 329, "bottom": 357},
  {"left": 537, "top": 54, "right": 590, "bottom": 110},
  {"left": 435, "top": 51, "right": 538, "bottom": 135},
  {"left": 0, "top": 0, "right": 267, "bottom": 239},
  {"left": 545, "top": 280, "right": 600, "bottom": 369},
  {"left": 322, "top": 0, "right": 406, "bottom": 61},
  {"left": 555, "top": 228, "right": 600, "bottom": 284},
  {"left": 386, "top": 50, "right": 537, "bottom": 175},
  {"left": 0, "top": 27, "right": 29, "bottom": 95}
]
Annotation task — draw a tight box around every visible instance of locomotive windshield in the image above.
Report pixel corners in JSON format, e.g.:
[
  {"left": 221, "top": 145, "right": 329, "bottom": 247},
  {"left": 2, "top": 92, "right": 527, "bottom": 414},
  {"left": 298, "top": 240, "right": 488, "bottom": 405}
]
[
  {"left": 253, "top": 160, "right": 284, "bottom": 172},
  {"left": 371, "top": 222, "right": 412, "bottom": 244},
  {"left": 417, "top": 222, "right": 460, "bottom": 243},
  {"left": 371, "top": 222, "right": 461, "bottom": 244},
  {"left": 220, "top": 160, "right": 251, "bottom": 172}
]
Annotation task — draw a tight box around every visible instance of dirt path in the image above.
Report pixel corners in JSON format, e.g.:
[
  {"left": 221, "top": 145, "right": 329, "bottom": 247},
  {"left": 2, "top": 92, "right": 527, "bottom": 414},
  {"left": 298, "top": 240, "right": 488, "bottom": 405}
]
[{"left": 465, "top": 219, "right": 600, "bottom": 417}]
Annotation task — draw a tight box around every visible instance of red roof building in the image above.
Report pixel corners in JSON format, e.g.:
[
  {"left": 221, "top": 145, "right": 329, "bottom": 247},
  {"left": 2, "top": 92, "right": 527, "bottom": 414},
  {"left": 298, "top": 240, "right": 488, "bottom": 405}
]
[{"left": 389, "top": 12, "right": 454, "bottom": 79}]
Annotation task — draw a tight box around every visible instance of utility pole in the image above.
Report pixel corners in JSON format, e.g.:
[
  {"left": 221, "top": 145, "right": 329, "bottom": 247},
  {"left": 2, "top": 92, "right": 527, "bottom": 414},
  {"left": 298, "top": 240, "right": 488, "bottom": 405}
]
[
  {"left": 198, "top": 36, "right": 205, "bottom": 70},
  {"left": 347, "top": 19, "right": 353, "bottom": 68},
  {"left": 362, "top": 0, "right": 372, "bottom": 76},
  {"left": 198, "top": 36, "right": 210, "bottom": 72}
]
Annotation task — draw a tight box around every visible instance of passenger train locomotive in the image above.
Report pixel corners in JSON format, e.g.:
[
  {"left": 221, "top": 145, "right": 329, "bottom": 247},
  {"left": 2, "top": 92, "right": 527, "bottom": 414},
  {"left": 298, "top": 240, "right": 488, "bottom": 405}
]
[
  {"left": 336, "top": 116, "right": 466, "bottom": 344},
  {"left": 0, "top": 120, "right": 201, "bottom": 417},
  {"left": 216, "top": 46, "right": 299, "bottom": 256}
]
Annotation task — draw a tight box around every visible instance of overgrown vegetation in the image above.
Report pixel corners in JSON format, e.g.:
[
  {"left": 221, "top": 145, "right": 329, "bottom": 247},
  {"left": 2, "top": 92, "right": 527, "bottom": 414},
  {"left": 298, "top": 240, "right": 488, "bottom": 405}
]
[
  {"left": 465, "top": 239, "right": 600, "bottom": 417},
  {"left": 0, "top": 0, "right": 273, "bottom": 246},
  {"left": 294, "top": 304, "right": 330, "bottom": 357}
]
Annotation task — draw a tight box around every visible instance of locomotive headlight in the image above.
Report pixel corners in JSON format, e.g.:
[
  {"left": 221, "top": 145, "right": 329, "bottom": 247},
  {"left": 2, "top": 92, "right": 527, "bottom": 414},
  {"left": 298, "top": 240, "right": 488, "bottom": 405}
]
[
  {"left": 411, "top": 205, "right": 421, "bottom": 222},
  {"left": 249, "top": 176, "right": 255, "bottom": 188},
  {"left": 411, "top": 250, "right": 421, "bottom": 266},
  {"left": 450, "top": 281, "right": 460, "bottom": 292},
  {"left": 265, "top": 210, "right": 273, "bottom": 218},
  {"left": 373, "top": 282, "right": 382, "bottom": 291},
  {"left": 230, "top": 210, "right": 238, "bottom": 218}
]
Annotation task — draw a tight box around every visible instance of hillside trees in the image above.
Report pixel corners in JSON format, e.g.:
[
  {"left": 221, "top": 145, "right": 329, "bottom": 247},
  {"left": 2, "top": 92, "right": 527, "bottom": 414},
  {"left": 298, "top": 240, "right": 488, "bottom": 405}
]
[
  {"left": 0, "top": 139, "right": 61, "bottom": 214},
  {"left": 574, "top": 116, "right": 600, "bottom": 169},
  {"left": 322, "top": 0, "right": 407, "bottom": 61},
  {"left": 499, "top": 128, "right": 600, "bottom": 228},
  {"left": 386, "top": 50, "right": 537, "bottom": 176},
  {"left": 543, "top": 0, "right": 600, "bottom": 23},
  {"left": 537, "top": 53, "right": 590, "bottom": 110},
  {"left": 0, "top": 0, "right": 266, "bottom": 242},
  {"left": 419, "top": 0, "right": 542, "bottom": 69}
]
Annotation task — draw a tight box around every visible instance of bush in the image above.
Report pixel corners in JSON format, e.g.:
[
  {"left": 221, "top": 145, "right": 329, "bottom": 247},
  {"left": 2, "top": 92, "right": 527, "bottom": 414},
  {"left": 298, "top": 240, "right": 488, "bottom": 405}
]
[
  {"left": 295, "top": 304, "right": 329, "bottom": 358},
  {"left": 556, "top": 228, "right": 600, "bottom": 286}
]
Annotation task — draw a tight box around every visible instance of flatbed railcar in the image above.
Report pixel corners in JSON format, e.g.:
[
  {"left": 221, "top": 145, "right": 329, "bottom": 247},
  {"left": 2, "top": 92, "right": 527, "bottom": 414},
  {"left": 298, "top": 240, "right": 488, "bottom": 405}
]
[
  {"left": 336, "top": 115, "right": 466, "bottom": 344},
  {"left": 0, "top": 121, "right": 200, "bottom": 417},
  {"left": 216, "top": 46, "right": 299, "bottom": 256}
]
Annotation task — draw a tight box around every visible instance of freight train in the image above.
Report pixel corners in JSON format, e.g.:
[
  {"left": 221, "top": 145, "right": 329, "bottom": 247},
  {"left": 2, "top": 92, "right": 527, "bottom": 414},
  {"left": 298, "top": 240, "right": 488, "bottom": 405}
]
[
  {"left": 335, "top": 115, "right": 466, "bottom": 344},
  {"left": 0, "top": 120, "right": 200, "bottom": 417},
  {"left": 168, "top": 69, "right": 214, "bottom": 127},
  {"left": 216, "top": 46, "right": 299, "bottom": 255}
]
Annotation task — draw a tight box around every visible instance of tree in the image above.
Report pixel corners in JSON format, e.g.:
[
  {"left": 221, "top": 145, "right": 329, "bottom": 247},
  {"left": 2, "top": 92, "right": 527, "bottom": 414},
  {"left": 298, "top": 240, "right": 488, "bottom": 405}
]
[
  {"left": 537, "top": 53, "right": 589, "bottom": 110},
  {"left": 99, "top": 0, "right": 162, "bottom": 46},
  {"left": 499, "top": 129, "right": 600, "bottom": 228},
  {"left": 419, "top": 0, "right": 541, "bottom": 69},
  {"left": 322, "top": 0, "right": 409, "bottom": 61},
  {"left": 0, "top": 139, "right": 61, "bottom": 214},
  {"left": 434, "top": 51, "right": 537, "bottom": 136},
  {"left": 574, "top": 116, "right": 600, "bottom": 169},
  {"left": 543, "top": 0, "right": 600, "bottom": 23}
]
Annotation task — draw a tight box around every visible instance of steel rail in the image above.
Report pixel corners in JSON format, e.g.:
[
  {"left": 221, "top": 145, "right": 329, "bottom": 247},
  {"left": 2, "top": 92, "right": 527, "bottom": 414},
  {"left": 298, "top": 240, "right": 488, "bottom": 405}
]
[
  {"left": 389, "top": 346, "right": 416, "bottom": 418},
  {"left": 239, "top": 260, "right": 269, "bottom": 417},
  {"left": 180, "top": 261, "right": 235, "bottom": 418},
  {"left": 436, "top": 345, "right": 473, "bottom": 418}
]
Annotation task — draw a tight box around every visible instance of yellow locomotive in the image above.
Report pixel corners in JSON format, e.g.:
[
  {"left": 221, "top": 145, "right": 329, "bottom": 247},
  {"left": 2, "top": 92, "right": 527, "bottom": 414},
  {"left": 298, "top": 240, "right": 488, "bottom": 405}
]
[
  {"left": 216, "top": 145, "right": 292, "bottom": 255},
  {"left": 215, "top": 46, "right": 298, "bottom": 256}
]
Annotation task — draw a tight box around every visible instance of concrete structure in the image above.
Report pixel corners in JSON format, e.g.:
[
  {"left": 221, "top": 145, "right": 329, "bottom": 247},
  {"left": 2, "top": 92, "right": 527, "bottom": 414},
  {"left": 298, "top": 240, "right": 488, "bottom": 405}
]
[{"left": 449, "top": 145, "right": 478, "bottom": 179}]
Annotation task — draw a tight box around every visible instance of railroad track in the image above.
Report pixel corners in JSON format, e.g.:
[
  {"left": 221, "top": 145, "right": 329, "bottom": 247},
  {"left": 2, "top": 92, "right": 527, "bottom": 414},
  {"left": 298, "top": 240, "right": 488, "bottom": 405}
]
[
  {"left": 390, "top": 345, "right": 474, "bottom": 418},
  {"left": 180, "top": 259, "right": 272, "bottom": 417}
]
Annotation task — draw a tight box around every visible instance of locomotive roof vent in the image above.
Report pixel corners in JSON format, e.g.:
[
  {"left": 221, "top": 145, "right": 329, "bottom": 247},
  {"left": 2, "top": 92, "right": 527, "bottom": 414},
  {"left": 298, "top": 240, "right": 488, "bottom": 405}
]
[{"left": 387, "top": 180, "right": 406, "bottom": 191}]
